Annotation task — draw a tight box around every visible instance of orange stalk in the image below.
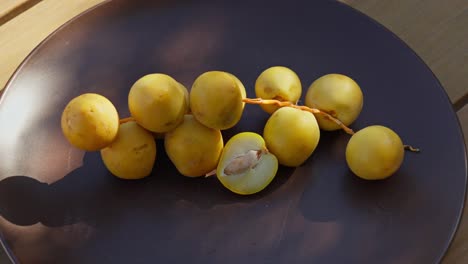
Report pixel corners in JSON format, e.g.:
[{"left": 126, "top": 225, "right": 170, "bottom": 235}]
[
  {"left": 119, "top": 117, "right": 135, "bottom": 124},
  {"left": 243, "top": 98, "right": 355, "bottom": 135}
]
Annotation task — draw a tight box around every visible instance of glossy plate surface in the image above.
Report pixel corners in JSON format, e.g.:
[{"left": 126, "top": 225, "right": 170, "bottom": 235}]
[{"left": 0, "top": 0, "right": 466, "bottom": 263}]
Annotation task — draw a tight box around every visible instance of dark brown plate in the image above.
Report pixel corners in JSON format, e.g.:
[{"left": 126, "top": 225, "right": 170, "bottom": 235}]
[{"left": 0, "top": 0, "right": 466, "bottom": 263}]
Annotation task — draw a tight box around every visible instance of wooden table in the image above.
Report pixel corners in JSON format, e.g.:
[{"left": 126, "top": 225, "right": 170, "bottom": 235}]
[{"left": 0, "top": 0, "right": 467, "bottom": 263}]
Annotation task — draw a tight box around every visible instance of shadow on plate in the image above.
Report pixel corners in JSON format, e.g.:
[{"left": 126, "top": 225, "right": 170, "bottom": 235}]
[{"left": 0, "top": 139, "right": 295, "bottom": 228}]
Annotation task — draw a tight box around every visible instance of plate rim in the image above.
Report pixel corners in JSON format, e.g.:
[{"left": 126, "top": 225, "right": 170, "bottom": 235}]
[{"left": 0, "top": 0, "right": 466, "bottom": 263}]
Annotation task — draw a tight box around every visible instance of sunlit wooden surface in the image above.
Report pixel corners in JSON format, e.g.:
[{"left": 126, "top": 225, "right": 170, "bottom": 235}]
[{"left": 0, "top": 0, "right": 467, "bottom": 263}]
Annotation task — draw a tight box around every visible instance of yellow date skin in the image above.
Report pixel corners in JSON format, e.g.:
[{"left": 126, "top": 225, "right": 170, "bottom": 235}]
[
  {"left": 190, "top": 71, "right": 246, "bottom": 130},
  {"left": 101, "top": 121, "right": 157, "bottom": 180},
  {"left": 346, "top": 125, "right": 404, "bottom": 180},
  {"left": 263, "top": 107, "right": 320, "bottom": 167},
  {"left": 165, "top": 115, "right": 224, "bottom": 177},
  {"left": 255, "top": 66, "right": 302, "bottom": 114},
  {"left": 305, "top": 73, "right": 363, "bottom": 131},
  {"left": 128, "top": 73, "right": 188, "bottom": 133},
  {"left": 61, "top": 93, "right": 119, "bottom": 151}
]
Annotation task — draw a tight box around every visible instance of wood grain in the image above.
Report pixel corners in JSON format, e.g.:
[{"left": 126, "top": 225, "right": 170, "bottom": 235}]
[
  {"left": 0, "top": 0, "right": 107, "bottom": 91},
  {"left": 340, "top": 0, "right": 468, "bottom": 106},
  {"left": 336, "top": 4, "right": 468, "bottom": 260},
  {"left": 458, "top": 105, "right": 468, "bottom": 142},
  {"left": 1, "top": 0, "right": 467, "bottom": 106},
  {"left": 0, "top": 0, "right": 41, "bottom": 26},
  {"left": 0, "top": 0, "right": 466, "bottom": 263},
  {"left": 445, "top": 104, "right": 468, "bottom": 264}
]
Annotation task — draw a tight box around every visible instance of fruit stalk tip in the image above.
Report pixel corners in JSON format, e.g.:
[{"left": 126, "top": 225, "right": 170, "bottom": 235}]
[
  {"left": 404, "top": 145, "right": 420, "bottom": 153},
  {"left": 205, "top": 169, "right": 217, "bottom": 177}
]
